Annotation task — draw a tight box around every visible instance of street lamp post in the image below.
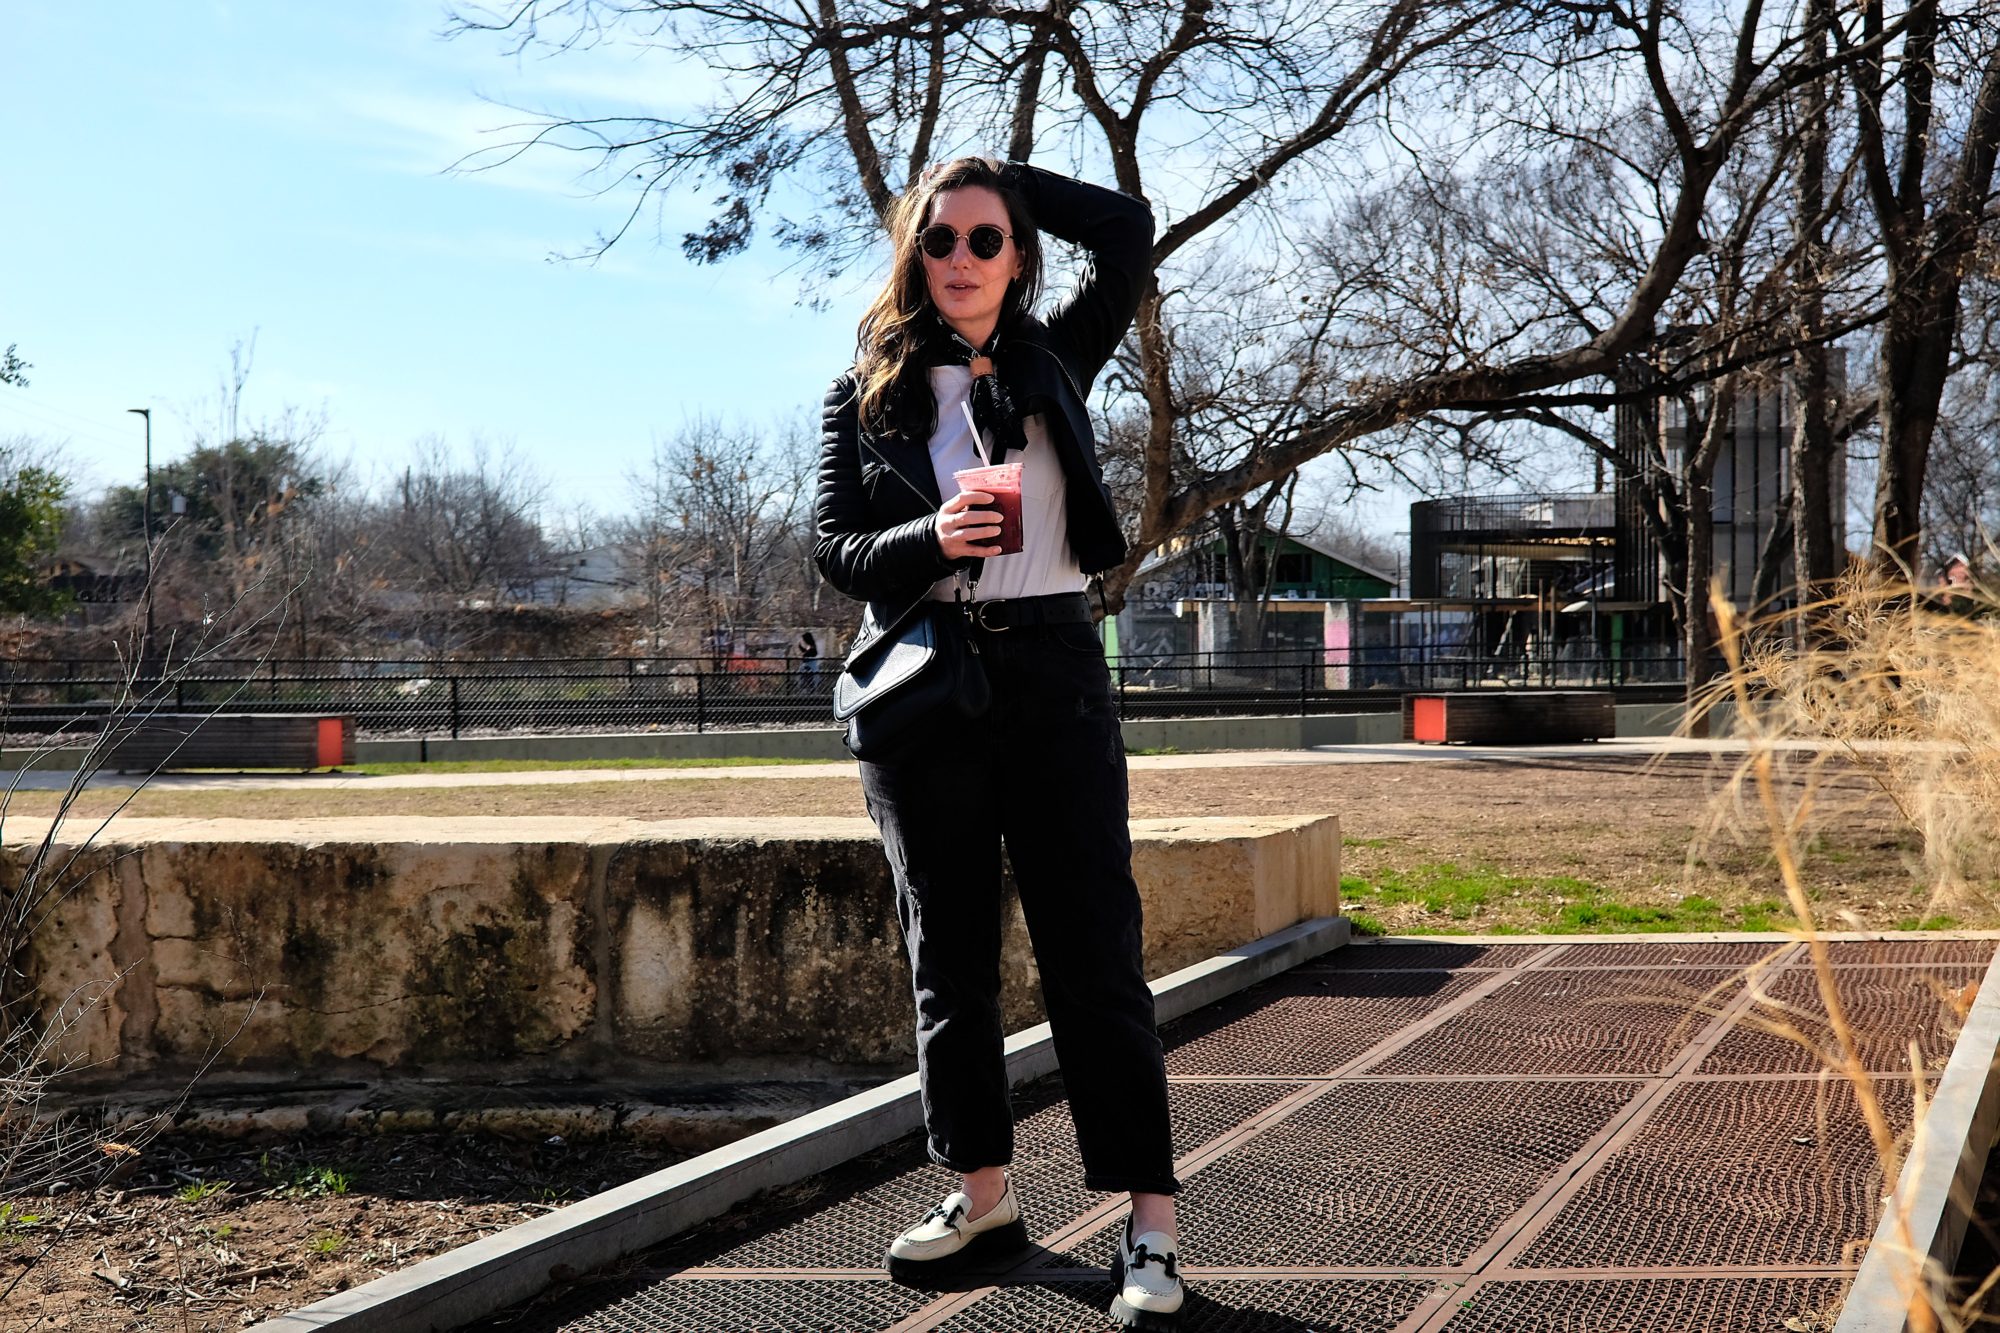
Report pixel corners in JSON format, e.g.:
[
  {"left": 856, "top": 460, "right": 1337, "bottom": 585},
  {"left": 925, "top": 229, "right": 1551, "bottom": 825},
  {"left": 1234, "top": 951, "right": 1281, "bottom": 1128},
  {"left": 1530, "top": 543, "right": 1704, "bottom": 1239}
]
[{"left": 126, "top": 407, "right": 154, "bottom": 669}]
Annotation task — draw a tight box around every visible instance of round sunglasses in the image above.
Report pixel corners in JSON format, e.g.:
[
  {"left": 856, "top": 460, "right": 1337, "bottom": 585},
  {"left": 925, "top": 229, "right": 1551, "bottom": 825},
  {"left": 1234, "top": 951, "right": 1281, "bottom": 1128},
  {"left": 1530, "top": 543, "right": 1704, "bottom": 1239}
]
[{"left": 919, "top": 223, "right": 1012, "bottom": 261}]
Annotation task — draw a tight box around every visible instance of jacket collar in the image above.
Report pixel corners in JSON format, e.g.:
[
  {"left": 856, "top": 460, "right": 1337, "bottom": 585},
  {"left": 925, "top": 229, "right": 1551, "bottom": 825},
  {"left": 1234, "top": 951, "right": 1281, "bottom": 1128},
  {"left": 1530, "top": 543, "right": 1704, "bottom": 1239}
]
[{"left": 863, "top": 314, "right": 1068, "bottom": 474}]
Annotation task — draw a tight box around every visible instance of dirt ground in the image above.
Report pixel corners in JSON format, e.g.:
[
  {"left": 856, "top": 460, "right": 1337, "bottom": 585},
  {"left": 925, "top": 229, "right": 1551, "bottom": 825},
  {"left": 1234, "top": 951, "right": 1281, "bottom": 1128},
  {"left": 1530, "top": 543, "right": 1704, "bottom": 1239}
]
[
  {"left": 6, "top": 748, "right": 1958, "bottom": 932},
  {"left": 0, "top": 1133, "right": 684, "bottom": 1331},
  {"left": 0, "top": 746, "right": 1976, "bottom": 1329}
]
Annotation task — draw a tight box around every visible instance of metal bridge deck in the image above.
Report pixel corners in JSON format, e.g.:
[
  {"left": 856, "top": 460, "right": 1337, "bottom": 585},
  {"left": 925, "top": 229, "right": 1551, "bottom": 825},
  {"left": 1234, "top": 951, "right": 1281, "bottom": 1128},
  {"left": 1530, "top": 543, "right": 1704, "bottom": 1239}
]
[{"left": 471, "top": 937, "right": 1990, "bottom": 1332}]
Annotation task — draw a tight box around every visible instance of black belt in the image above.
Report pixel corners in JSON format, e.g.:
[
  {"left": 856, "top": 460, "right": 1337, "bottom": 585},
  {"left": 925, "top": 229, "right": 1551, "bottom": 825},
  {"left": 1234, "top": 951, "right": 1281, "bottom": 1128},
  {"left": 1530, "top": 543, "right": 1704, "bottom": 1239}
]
[{"left": 965, "top": 591, "right": 1093, "bottom": 632}]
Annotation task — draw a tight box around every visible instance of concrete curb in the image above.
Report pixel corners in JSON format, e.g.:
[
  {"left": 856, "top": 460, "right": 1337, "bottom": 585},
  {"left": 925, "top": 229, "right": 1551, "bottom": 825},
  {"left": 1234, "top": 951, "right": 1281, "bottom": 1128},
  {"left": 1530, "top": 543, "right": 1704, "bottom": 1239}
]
[
  {"left": 7, "top": 699, "right": 1701, "bottom": 771},
  {"left": 1833, "top": 945, "right": 2000, "bottom": 1333},
  {"left": 1350, "top": 930, "right": 2000, "bottom": 946},
  {"left": 249, "top": 914, "right": 1352, "bottom": 1332}
]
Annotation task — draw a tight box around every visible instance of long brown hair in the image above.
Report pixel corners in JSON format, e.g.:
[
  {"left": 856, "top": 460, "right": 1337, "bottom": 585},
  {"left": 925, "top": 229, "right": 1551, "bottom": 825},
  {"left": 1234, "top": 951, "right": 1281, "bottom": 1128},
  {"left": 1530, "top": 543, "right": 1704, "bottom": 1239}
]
[{"left": 854, "top": 157, "right": 1043, "bottom": 438}]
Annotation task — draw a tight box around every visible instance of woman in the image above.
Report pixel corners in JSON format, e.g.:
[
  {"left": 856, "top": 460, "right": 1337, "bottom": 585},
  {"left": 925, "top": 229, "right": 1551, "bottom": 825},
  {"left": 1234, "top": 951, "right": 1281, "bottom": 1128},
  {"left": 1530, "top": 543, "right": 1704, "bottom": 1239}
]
[{"left": 814, "top": 158, "right": 1183, "bottom": 1329}]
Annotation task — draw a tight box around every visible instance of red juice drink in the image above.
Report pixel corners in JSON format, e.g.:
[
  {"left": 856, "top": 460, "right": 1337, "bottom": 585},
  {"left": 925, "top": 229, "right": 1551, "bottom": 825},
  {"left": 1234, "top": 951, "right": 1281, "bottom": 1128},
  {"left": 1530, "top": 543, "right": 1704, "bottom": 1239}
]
[{"left": 952, "top": 462, "right": 1025, "bottom": 556}]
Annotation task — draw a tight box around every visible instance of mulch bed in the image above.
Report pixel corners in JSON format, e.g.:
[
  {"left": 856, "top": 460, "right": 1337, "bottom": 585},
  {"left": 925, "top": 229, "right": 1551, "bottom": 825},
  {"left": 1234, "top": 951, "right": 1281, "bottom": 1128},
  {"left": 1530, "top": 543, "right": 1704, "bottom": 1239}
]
[{"left": 3, "top": 1132, "right": 684, "bottom": 1331}]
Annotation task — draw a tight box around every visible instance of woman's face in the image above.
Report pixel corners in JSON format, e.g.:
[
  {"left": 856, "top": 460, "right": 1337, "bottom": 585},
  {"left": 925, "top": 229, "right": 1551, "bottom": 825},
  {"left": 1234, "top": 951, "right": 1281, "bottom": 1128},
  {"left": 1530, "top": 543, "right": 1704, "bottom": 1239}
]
[{"left": 920, "top": 185, "right": 1021, "bottom": 345}]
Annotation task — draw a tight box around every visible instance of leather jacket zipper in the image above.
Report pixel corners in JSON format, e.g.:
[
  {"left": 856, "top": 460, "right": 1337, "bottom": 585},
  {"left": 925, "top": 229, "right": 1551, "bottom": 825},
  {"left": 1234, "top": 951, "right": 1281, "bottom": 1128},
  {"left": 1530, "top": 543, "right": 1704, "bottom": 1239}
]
[
  {"left": 851, "top": 426, "right": 961, "bottom": 663},
  {"left": 858, "top": 432, "right": 935, "bottom": 508}
]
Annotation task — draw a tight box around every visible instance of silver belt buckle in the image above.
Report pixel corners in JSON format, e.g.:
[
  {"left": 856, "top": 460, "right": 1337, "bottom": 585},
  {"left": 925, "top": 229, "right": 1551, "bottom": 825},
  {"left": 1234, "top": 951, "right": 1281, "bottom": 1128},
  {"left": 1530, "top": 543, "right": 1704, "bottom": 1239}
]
[{"left": 971, "top": 601, "right": 1011, "bottom": 632}]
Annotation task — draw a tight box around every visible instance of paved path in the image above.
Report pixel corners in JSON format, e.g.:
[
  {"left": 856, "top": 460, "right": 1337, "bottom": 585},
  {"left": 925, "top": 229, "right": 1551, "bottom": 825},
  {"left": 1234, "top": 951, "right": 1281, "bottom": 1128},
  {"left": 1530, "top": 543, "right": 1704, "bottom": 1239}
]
[
  {"left": 468, "top": 934, "right": 1981, "bottom": 1331},
  {"left": 3, "top": 737, "right": 1773, "bottom": 792}
]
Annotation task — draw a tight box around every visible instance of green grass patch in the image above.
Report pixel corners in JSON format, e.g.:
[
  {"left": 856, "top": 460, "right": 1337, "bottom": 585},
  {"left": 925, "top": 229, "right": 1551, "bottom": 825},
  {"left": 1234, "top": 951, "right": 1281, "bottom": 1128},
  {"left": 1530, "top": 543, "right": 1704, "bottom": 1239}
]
[
  {"left": 0, "top": 1203, "right": 45, "bottom": 1241},
  {"left": 1895, "top": 915, "right": 1961, "bottom": 931},
  {"left": 1733, "top": 898, "right": 1802, "bottom": 932},
  {"left": 1558, "top": 901, "right": 1678, "bottom": 929},
  {"left": 1342, "top": 837, "right": 1392, "bottom": 849},
  {"left": 1341, "top": 864, "right": 1593, "bottom": 924},
  {"left": 262, "top": 1156, "right": 353, "bottom": 1199},
  {"left": 1127, "top": 746, "right": 1182, "bottom": 756},
  {"left": 175, "top": 1179, "right": 227, "bottom": 1204},
  {"left": 1347, "top": 913, "right": 1386, "bottom": 937},
  {"left": 1339, "top": 864, "right": 1804, "bottom": 935}
]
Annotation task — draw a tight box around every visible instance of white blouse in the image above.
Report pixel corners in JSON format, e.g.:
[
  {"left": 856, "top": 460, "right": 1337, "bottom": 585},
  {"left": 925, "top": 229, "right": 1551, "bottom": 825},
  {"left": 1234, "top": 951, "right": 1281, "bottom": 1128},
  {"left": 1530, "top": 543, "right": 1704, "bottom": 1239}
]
[{"left": 925, "top": 365, "right": 1086, "bottom": 603}]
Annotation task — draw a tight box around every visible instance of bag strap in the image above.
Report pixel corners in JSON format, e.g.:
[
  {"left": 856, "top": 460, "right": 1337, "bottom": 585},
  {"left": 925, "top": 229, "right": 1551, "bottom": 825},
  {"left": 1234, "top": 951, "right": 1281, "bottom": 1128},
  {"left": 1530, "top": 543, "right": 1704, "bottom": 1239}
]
[
  {"left": 859, "top": 413, "right": 984, "bottom": 601},
  {"left": 845, "top": 426, "right": 968, "bottom": 670},
  {"left": 839, "top": 435, "right": 932, "bottom": 670}
]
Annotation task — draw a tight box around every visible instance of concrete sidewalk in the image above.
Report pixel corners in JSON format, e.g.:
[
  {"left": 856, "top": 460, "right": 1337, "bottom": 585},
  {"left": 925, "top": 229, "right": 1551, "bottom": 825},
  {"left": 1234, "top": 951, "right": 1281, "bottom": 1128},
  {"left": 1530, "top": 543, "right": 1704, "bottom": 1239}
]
[{"left": 0, "top": 736, "right": 1777, "bottom": 793}]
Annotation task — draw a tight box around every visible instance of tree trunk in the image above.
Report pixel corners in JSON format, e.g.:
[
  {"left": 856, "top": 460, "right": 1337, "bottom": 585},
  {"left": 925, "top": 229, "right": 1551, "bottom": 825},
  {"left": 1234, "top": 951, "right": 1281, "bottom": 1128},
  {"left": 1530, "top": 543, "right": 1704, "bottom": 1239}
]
[
  {"left": 1680, "top": 382, "right": 1734, "bottom": 737},
  {"left": 1790, "top": 0, "right": 1844, "bottom": 644},
  {"left": 1865, "top": 37, "right": 2000, "bottom": 575},
  {"left": 1871, "top": 295, "right": 1955, "bottom": 575},
  {"left": 1005, "top": 0, "right": 1068, "bottom": 160},
  {"left": 1789, "top": 346, "right": 1841, "bottom": 629},
  {"left": 1682, "top": 467, "right": 1716, "bottom": 737},
  {"left": 1214, "top": 506, "right": 1266, "bottom": 655},
  {"left": 1751, "top": 492, "right": 1795, "bottom": 613},
  {"left": 1644, "top": 471, "right": 1691, "bottom": 645}
]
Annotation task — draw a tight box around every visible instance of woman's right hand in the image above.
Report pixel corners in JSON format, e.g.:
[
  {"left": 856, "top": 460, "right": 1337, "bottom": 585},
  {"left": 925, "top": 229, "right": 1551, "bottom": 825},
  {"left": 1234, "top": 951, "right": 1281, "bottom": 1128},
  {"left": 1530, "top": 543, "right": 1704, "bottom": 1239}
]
[{"left": 936, "top": 489, "right": 1003, "bottom": 559}]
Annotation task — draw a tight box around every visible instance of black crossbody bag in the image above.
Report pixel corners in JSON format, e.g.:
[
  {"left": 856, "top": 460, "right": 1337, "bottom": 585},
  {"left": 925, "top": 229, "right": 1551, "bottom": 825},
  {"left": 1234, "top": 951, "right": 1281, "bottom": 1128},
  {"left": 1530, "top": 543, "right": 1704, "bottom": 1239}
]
[{"left": 831, "top": 439, "right": 991, "bottom": 761}]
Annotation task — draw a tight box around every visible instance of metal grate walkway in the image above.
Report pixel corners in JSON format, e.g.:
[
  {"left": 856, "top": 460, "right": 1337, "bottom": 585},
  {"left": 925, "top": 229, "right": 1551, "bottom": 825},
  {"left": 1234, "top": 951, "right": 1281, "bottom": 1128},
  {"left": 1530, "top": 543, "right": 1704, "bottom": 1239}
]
[{"left": 472, "top": 937, "right": 1989, "bottom": 1332}]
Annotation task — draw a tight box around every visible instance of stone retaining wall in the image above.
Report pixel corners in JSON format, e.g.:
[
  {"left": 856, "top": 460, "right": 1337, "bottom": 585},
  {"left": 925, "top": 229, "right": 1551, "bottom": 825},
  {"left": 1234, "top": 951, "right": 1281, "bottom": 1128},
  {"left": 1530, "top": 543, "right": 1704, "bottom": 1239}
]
[{"left": 11, "top": 815, "right": 1338, "bottom": 1082}]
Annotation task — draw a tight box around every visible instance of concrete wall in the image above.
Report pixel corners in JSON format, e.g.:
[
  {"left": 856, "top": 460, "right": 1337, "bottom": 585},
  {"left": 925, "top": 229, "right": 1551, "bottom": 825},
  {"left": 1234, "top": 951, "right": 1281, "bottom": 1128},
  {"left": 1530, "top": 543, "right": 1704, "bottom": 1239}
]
[
  {"left": 1612, "top": 698, "right": 1736, "bottom": 738},
  {"left": 348, "top": 717, "right": 1408, "bottom": 765},
  {"left": 1119, "top": 712, "right": 1403, "bottom": 752},
  {"left": 348, "top": 701, "right": 1693, "bottom": 760},
  {"left": 9, "top": 814, "right": 1338, "bottom": 1084}
]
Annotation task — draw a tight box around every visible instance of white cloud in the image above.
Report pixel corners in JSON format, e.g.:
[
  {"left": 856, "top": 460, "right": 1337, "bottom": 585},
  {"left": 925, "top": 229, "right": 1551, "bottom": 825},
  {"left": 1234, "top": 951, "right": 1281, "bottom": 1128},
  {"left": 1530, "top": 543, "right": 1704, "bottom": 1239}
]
[{"left": 334, "top": 85, "right": 598, "bottom": 193}]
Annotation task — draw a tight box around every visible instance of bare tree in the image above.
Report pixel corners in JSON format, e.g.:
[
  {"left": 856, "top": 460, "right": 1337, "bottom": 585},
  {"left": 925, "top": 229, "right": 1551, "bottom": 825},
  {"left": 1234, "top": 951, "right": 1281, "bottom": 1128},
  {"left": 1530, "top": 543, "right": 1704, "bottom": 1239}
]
[
  {"left": 1923, "top": 258, "right": 2000, "bottom": 578},
  {"left": 618, "top": 416, "right": 816, "bottom": 654},
  {"left": 1367, "top": 106, "right": 1826, "bottom": 691},
  {"left": 1842, "top": 0, "right": 2000, "bottom": 573},
  {"left": 1787, "top": 0, "right": 1846, "bottom": 638},
  {"left": 447, "top": 0, "right": 1906, "bottom": 616},
  {"left": 1924, "top": 381, "right": 2000, "bottom": 579},
  {"left": 376, "top": 436, "right": 553, "bottom": 645},
  {"left": 282, "top": 453, "right": 384, "bottom": 658}
]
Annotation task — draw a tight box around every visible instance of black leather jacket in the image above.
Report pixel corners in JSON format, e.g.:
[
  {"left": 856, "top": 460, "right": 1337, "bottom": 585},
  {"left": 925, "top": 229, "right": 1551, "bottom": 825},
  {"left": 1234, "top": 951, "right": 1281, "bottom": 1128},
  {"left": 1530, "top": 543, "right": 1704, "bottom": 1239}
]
[{"left": 814, "top": 163, "right": 1154, "bottom": 608}]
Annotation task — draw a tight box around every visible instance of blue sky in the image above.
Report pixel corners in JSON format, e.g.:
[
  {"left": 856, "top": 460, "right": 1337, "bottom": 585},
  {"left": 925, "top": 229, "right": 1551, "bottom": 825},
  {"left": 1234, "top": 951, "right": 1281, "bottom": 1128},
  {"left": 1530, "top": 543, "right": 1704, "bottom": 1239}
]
[
  {"left": 2, "top": 3, "right": 1538, "bottom": 549},
  {"left": 1, "top": 2, "right": 863, "bottom": 514}
]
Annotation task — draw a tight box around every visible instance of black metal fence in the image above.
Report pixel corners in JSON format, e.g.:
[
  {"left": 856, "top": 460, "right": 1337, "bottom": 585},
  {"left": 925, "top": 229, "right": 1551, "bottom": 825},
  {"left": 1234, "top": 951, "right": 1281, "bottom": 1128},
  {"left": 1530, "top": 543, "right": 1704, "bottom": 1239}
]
[{"left": 1, "top": 645, "right": 1685, "bottom": 738}]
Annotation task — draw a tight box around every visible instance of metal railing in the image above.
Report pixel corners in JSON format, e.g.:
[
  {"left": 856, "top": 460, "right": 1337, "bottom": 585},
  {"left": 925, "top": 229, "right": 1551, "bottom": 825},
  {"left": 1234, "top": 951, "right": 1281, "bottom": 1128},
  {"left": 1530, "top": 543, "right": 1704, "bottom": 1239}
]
[{"left": 1, "top": 644, "right": 1685, "bottom": 738}]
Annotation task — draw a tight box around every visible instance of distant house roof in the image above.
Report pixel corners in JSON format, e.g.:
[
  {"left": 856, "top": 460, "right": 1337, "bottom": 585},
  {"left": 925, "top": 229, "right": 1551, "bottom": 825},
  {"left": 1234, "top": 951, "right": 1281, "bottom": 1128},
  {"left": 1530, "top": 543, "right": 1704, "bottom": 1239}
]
[
  {"left": 48, "top": 552, "right": 132, "bottom": 576},
  {"left": 1134, "top": 530, "right": 1399, "bottom": 590},
  {"left": 1277, "top": 530, "right": 1400, "bottom": 588}
]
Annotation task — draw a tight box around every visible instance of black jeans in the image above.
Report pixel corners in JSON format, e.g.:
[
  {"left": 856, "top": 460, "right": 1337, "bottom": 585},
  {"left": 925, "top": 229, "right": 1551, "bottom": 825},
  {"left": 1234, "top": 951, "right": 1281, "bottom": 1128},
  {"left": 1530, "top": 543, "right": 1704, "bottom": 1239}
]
[{"left": 859, "top": 618, "right": 1179, "bottom": 1196}]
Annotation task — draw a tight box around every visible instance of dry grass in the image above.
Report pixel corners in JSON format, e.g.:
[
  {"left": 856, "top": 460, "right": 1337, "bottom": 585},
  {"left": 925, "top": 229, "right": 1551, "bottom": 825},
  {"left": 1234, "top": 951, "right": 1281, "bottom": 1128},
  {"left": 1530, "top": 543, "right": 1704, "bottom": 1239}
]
[{"left": 1710, "top": 578, "right": 2000, "bottom": 1332}]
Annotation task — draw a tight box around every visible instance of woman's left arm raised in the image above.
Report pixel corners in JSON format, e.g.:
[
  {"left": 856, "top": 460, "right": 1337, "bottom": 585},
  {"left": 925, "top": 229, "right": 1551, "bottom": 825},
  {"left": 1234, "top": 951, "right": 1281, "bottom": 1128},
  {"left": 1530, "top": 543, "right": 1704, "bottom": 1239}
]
[{"left": 1000, "top": 163, "right": 1155, "bottom": 388}]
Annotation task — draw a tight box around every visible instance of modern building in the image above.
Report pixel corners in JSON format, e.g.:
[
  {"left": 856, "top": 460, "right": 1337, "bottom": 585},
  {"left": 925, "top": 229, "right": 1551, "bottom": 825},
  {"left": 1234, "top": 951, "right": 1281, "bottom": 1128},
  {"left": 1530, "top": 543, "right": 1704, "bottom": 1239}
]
[{"left": 1371, "top": 356, "right": 1848, "bottom": 687}]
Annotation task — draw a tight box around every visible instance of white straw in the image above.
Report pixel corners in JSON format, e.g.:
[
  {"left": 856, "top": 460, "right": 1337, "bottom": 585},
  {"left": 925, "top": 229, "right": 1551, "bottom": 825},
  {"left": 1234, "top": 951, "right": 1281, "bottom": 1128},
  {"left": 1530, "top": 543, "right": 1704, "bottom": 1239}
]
[{"left": 960, "top": 399, "right": 990, "bottom": 467}]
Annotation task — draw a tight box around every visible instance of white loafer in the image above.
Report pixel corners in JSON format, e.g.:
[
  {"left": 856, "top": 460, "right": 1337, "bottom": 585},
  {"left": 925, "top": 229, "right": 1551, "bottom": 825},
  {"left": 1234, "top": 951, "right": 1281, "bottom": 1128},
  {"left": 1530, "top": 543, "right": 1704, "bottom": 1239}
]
[
  {"left": 885, "top": 1174, "right": 1029, "bottom": 1283},
  {"left": 1110, "top": 1216, "right": 1185, "bottom": 1329}
]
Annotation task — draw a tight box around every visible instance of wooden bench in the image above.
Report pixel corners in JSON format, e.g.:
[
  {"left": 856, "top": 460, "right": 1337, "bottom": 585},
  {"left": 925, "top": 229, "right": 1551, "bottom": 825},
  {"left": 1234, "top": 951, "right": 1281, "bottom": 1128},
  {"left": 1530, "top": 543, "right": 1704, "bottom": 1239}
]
[
  {"left": 103, "top": 714, "right": 356, "bottom": 772},
  {"left": 1401, "top": 691, "right": 1614, "bottom": 744}
]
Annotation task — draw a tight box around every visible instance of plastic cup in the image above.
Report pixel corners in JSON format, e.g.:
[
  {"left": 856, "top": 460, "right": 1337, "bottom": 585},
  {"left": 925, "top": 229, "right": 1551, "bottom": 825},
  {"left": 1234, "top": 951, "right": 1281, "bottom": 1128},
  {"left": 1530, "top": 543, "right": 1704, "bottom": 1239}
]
[{"left": 952, "top": 462, "right": 1025, "bottom": 556}]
